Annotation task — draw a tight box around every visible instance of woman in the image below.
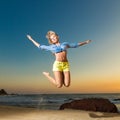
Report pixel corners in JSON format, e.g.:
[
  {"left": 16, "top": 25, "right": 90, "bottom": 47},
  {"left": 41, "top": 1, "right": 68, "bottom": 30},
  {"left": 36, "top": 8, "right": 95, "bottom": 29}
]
[{"left": 27, "top": 31, "right": 91, "bottom": 88}]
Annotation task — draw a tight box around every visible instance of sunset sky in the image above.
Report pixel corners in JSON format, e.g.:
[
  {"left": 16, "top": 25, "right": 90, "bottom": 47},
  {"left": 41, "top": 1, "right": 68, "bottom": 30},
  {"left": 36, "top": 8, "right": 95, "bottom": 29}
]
[{"left": 0, "top": 0, "right": 120, "bottom": 94}]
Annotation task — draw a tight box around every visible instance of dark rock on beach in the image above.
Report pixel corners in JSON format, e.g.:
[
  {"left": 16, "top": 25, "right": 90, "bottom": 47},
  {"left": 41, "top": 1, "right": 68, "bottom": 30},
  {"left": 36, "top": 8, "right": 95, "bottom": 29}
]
[
  {"left": 0, "top": 89, "right": 8, "bottom": 95},
  {"left": 113, "top": 98, "right": 120, "bottom": 101},
  {"left": 59, "top": 98, "right": 118, "bottom": 113}
]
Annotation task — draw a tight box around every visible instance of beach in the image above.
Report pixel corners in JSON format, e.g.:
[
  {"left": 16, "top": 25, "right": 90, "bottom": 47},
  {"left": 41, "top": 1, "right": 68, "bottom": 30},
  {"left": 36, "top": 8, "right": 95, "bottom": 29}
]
[{"left": 0, "top": 105, "right": 120, "bottom": 120}]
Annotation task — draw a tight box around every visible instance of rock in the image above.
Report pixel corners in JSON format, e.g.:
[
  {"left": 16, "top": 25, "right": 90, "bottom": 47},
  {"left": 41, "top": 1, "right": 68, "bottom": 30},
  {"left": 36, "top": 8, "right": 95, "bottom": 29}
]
[
  {"left": 0, "top": 89, "right": 8, "bottom": 95},
  {"left": 59, "top": 98, "right": 118, "bottom": 113},
  {"left": 113, "top": 98, "right": 120, "bottom": 101}
]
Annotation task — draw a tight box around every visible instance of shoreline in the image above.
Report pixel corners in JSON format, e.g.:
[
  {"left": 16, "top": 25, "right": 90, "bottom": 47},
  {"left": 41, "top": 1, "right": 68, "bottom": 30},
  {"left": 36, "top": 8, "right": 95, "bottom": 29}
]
[{"left": 0, "top": 105, "right": 120, "bottom": 120}]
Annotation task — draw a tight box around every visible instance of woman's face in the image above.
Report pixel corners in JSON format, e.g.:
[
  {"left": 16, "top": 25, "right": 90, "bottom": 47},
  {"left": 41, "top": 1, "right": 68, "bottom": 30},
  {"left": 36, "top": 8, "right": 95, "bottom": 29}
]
[{"left": 50, "top": 34, "right": 59, "bottom": 44}]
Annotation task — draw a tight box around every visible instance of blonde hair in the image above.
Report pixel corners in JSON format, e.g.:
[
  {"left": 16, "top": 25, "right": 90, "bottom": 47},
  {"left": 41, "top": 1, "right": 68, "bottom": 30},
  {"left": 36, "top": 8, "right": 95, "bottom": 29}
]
[{"left": 46, "top": 31, "right": 58, "bottom": 44}]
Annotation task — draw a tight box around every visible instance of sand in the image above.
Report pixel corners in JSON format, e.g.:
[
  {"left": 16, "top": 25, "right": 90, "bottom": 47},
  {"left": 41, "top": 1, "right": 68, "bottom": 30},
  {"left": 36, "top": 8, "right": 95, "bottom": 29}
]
[{"left": 0, "top": 105, "right": 120, "bottom": 120}]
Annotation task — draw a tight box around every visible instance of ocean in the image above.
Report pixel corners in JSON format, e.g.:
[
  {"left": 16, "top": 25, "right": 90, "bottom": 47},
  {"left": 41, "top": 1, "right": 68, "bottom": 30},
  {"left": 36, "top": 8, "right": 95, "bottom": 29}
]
[{"left": 0, "top": 93, "right": 120, "bottom": 111}]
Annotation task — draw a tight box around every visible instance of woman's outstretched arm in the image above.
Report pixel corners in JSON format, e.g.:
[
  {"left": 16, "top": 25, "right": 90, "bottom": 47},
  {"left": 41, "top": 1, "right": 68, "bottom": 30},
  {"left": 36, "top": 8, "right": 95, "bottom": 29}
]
[
  {"left": 27, "top": 35, "right": 40, "bottom": 48},
  {"left": 78, "top": 40, "right": 92, "bottom": 46},
  {"left": 65, "top": 40, "right": 92, "bottom": 48}
]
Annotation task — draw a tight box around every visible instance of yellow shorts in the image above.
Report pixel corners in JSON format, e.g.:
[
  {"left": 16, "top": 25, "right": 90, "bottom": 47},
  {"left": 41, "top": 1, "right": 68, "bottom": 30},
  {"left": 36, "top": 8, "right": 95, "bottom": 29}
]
[{"left": 53, "top": 61, "right": 70, "bottom": 72}]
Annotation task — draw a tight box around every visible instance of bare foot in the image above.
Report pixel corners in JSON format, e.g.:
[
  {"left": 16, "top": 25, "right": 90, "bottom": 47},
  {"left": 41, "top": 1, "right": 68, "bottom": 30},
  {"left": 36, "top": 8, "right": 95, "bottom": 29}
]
[{"left": 43, "top": 72, "right": 50, "bottom": 76}]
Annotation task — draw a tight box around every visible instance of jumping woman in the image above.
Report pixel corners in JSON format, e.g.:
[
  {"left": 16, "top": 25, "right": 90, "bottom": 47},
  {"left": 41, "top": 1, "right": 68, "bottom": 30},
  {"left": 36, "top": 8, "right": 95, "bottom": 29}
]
[{"left": 27, "top": 31, "right": 91, "bottom": 88}]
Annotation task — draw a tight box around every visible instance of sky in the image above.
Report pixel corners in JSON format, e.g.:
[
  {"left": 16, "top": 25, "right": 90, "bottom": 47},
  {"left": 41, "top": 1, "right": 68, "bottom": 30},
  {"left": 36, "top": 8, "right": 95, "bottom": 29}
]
[{"left": 0, "top": 0, "right": 120, "bottom": 94}]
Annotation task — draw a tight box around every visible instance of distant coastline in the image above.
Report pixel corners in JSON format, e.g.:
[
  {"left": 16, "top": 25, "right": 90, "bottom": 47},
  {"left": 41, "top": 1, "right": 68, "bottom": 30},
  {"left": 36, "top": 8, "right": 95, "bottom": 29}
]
[{"left": 0, "top": 89, "right": 18, "bottom": 96}]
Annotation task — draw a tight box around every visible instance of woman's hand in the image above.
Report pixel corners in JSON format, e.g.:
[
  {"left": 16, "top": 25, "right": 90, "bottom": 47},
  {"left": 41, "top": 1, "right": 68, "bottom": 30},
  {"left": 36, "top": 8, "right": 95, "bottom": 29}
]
[
  {"left": 85, "top": 40, "right": 92, "bottom": 44},
  {"left": 27, "top": 35, "right": 33, "bottom": 41}
]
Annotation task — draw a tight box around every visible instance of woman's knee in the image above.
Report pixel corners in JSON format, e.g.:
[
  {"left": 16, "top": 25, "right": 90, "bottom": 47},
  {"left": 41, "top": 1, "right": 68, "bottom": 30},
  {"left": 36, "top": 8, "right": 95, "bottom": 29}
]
[
  {"left": 64, "top": 83, "right": 70, "bottom": 87},
  {"left": 56, "top": 83, "right": 63, "bottom": 88}
]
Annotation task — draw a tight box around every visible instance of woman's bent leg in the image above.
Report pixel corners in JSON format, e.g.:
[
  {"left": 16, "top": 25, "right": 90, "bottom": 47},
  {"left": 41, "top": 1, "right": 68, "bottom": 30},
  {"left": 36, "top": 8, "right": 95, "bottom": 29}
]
[
  {"left": 43, "top": 71, "right": 64, "bottom": 88},
  {"left": 63, "top": 71, "right": 71, "bottom": 87}
]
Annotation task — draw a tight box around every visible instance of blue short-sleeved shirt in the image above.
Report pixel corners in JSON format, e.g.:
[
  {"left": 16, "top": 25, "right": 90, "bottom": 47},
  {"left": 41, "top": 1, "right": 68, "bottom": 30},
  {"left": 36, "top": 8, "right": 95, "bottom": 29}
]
[{"left": 38, "top": 42, "right": 79, "bottom": 53}]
